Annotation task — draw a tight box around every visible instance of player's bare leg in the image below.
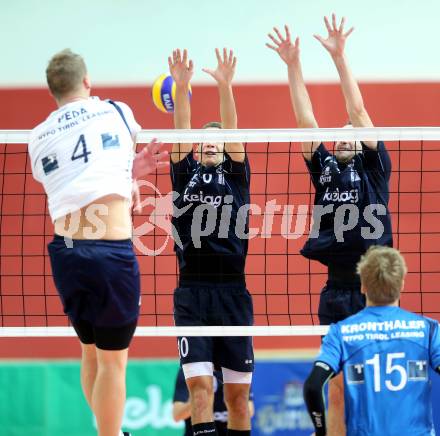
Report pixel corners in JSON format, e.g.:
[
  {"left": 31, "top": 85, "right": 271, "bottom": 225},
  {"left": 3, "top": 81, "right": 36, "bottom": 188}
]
[
  {"left": 80, "top": 343, "right": 98, "bottom": 410},
  {"left": 186, "top": 375, "right": 215, "bottom": 424},
  {"left": 224, "top": 383, "right": 251, "bottom": 431},
  {"left": 327, "top": 374, "right": 346, "bottom": 436},
  {"left": 92, "top": 348, "right": 128, "bottom": 436}
]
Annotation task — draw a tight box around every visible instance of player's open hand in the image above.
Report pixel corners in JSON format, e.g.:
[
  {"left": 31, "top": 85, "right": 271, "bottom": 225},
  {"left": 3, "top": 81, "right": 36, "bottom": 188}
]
[
  {"left": 266, "top": 25, "right": 300, "bottom": 66},
  {"left": 132, "top": 138, "right": 169, "bottom": 179},
  {"left": 168, "top": 49, "right": 194, "bottom": 87},
  {"left": 202, "top": 48, "right": 236, "bottom": 86},
  {"left": 314, "top": 13, "right": 354, "bottom": 58}
]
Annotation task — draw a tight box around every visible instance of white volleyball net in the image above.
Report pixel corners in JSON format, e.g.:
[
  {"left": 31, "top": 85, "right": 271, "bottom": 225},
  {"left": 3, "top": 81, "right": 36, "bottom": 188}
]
[{"left": 1, "top": 127, "right": 440, "bottom": 338}]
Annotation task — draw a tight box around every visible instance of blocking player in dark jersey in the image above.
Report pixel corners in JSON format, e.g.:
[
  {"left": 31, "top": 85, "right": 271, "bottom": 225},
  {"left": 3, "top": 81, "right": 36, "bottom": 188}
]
[
  {"left": 303, "top": 246, "right": 440, "bottom": 436},
  {"left": 267, "top": 14, "right": 392, "bottom": 435},
  {"left": 28, "top": 49, "right": 168, "bottom": 436},
  {"left": 168, "top": 47, "right": 253, "bottom": 436},
  {"left": 173, "top": 367, "right": 254, "bottom": 436}
]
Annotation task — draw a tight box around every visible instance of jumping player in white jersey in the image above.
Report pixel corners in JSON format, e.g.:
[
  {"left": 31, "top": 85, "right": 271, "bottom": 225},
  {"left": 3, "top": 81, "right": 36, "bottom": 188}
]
[
  {"left": 267, "top": 14, "right": 392, "bottom": 435},
  {"left": 28, "top": 49, "right": 168, "bottom": 436},
  {"left": 303, "top": 246, "right": 440, "bottom": 436},
  {"left": 169, "top": 48, "right": 253, "bottom": 436}
]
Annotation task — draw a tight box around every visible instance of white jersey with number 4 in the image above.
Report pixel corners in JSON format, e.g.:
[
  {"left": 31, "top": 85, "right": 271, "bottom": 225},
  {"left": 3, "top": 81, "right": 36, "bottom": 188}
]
[{"left": 29, "top": 97, "right": 141, "bottom": 222}]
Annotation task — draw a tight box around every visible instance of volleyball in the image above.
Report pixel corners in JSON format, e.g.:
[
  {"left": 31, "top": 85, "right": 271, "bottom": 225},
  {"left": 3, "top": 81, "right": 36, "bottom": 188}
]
[{"left": 151, "top": 74, "right": 192, "bottom": 113}]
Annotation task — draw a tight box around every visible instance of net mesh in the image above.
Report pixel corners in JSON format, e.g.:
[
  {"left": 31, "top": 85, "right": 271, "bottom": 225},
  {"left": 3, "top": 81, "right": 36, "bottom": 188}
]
[{"left": 1, "top": 128, "right": 440, "bottom": 336}]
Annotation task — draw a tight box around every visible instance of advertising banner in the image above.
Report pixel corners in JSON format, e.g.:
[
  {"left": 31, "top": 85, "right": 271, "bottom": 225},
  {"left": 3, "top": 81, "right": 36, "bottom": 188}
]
[
  {"left": 0, "top": 360, "right": 183, "bottom": 436},
  {"left": 252, "top": 361, "right": 315, "bottom": 435},
  {"left": 1, "top": 359, "right": 439, "bottom": 435}
]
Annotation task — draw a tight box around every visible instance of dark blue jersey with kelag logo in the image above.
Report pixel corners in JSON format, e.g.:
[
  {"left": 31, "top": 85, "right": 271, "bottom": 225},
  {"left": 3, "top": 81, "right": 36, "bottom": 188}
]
[
  {"left": 171, "top": 152, "right": 250, "bottom": 285},
  {"left": 301, "top": 141, "right": 392, "bottom": 268}
]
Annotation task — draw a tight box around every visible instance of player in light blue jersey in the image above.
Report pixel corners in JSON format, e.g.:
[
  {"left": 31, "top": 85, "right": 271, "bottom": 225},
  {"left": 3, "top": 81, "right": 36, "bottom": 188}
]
[{"left": 303, "top": 246, "right": 440, "bottom": 436}]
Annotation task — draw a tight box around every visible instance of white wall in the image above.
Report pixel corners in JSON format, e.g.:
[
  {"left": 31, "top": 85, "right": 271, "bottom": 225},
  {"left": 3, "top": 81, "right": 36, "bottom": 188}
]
[{"left": 1, "top": 0, "right": 439, "bottom": 86}]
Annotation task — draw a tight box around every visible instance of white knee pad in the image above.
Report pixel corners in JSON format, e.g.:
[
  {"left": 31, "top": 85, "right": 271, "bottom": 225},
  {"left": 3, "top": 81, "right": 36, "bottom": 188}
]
[
  {"left": 182, "top": 362, "right": 214, "bottom": 379},
  {"left": 222, "top": 367, "right": 253, "bottom": 384}
]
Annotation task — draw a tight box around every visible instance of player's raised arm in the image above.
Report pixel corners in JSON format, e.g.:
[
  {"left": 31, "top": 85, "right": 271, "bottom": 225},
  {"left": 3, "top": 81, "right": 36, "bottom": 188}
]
[
  {"left": 314, "top": 14, "right": 377, "bottom": 149},
  {"left": 202, "top": 48, "right": 244, "bottom": 162},
  {"left": 169, "top": 49, "right": 194, "bottom": 163},
  {"left": 266, "top": 25, "right": 320, "bottom": 161}
]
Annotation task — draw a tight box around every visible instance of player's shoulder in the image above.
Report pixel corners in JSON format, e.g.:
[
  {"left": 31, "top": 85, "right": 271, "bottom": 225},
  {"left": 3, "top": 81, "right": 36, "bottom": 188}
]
[
  {"left": 330, "top": 307, "right": 380, "bottom": 336},
  {"left": 105, "top": 99, "right": 140, "bottom": 136},
  {"left": 359, "top": 140, "right": 387, "bottom": 150},
  {"left": 110, "top": 100, "right": 132, "bottom": 110},
  {"left": 334, "top": 308, "right": 369, "bottom": 328},
  {"left": 393, "top": 306, "right": 435, "bottom": 324},
  {"left": 29, "top": 107, "right": 62, "bottom": 152},
  {"left": 29, "top": 120, "right": 47, "bottom": 145},
  {"left": 357, "top": 140, "right": 390, "bottom": 167},
  {"left": 305, "top": 143, "right": 332, "bottom": 168},
  {"left": 107, "top": 99, "right": 135, "bottom": 117},
  {"left": 30, "top": 98, "right": 99, "bottom": 143},
  {"left": 372, "top": 140, "right": 387, "bottom": 152},
  {"left": 336, "top": 306, "right": 436, "bottom": 331},
  {"left": 418, "top": 312, "right": 440, "bottom": 331},
  {"left": 77, "top": 96, "right": 132, "bottom": 113}
]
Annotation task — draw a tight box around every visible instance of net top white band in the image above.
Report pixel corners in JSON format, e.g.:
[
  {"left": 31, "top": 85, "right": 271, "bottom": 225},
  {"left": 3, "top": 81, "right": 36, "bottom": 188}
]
[
  {"left": 0, "top": 325, "right": 329, "bottom": 337},
  {"left": 2, "top": 127, "right": 440, "bottom": 144}
]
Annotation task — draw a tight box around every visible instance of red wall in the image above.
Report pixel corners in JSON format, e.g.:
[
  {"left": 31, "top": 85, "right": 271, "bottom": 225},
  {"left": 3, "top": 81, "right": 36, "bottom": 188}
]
[
  {"left": 1, "top": 83, "right": 440, "bottom": 358},
  {"left": 1, "top": 82, "right": 440, "bottom": 130}
]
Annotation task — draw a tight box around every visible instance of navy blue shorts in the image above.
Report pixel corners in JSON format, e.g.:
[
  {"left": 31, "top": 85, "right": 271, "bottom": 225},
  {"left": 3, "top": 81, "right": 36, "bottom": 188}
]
[
  {"left": 318, "top": 281, "right": 366, "bottom": 325},
  {"left": 173, "top": 284, "right": 254, "bottom": 373},
  {"left": 48, "top": 235, "right": 140, "bottom": 349}
]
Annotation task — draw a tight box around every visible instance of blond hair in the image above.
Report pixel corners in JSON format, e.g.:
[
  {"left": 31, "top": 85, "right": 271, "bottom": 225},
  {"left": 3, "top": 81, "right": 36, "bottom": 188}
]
[
  {"left": 46, "top": 49, "right": 87, "bottom": 100},
  {"left": 357, "top": 246, "right": 407, "bottom": 305}
]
